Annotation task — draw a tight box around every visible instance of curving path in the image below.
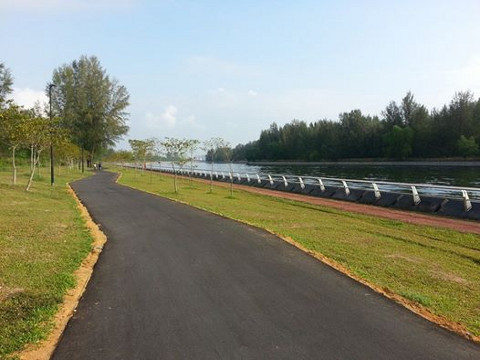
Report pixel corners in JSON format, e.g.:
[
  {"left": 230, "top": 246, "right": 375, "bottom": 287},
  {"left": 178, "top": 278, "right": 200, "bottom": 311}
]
[{"left": 52, "top": 171, "right": 480, "bottom": 359}]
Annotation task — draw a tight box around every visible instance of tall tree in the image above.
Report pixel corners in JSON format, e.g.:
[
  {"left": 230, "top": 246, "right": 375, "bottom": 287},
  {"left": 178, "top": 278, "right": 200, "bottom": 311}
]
[
  {"left": 382, "top": 101, "right": 403, "bottom": 128},
  {"left": 0, "top": 62, "right": 13, "bottom": 108},
  {"left": 51, "top": 55, "right": 130, "bottom": 170}
]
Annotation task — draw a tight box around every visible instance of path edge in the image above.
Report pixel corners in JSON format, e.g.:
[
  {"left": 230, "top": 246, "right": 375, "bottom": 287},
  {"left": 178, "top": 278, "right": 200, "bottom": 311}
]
[
  {"left": 116, "top": 171, "right": 480, "bottom": 344},
  {"left": 16, "top": 183, "right": 107, "bottom": 360}
]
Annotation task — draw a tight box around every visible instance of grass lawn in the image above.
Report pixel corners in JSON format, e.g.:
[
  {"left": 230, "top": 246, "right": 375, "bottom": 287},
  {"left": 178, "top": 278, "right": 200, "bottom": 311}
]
[
  {"left": 0, "top": 165, "right": 92, "bottom": 358},
  {"left": 117, "top": 167, "right": 480, "bottom": 338}
]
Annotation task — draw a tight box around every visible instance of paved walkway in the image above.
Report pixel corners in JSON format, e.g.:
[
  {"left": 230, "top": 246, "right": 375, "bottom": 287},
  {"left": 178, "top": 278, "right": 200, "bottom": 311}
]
[{"left": 52, "top": 171, "right": 480, "bottom": 359}]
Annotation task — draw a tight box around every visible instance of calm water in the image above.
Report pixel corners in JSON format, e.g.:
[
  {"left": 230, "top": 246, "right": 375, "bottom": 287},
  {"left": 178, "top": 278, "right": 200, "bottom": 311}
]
[{"left": 171, "top": 161, "right": 480, "bottom": 188}]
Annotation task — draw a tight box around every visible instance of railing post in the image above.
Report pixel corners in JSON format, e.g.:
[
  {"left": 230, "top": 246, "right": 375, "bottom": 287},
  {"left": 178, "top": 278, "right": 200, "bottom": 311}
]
[
  {"left": 256, "top": 174, "right": 261, "bottom": 183},
  {"left": 411, "top": 186, "right": 421, "bottom": 205},
  {"left": 236, "top": 173, "right": 241, "bottom": 181},
  {"left": 267, "top": 174, "right": 274, "bottom": 185},
  {"left": 342, "top": 180, "right": 350, "bottom": 196},
  {"left": 299, "top": 177, "right": 305, "bottom": 189},
  {"left": 318, "top": 178, "right": 325, "bottom": 192},
  {"left": 282, "top": 176, "right": 288, "bottom": 187},
  {"left": 462, "top": 190, "right": 472, "bottom": 212},
  {"left": 246, "top": 174, "right": 250, "bottom": 182},
  {"left": 372, "top": 183, "right": 381, "bottom": 200}
]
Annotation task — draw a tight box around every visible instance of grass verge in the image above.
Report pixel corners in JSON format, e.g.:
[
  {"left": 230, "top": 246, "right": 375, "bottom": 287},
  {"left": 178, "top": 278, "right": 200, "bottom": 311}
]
[
  {"left": 116, "top": 167, "right": 480, "bottom": 339},
  {"left": 0, "top": 166, "right": 92, "bottom": 359}
]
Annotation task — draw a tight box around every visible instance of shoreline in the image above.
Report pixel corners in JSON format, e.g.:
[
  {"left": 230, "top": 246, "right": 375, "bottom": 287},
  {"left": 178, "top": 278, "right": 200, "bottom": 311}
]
[{"left": 246, "top": 160, "right": 480, "bottom": 167}]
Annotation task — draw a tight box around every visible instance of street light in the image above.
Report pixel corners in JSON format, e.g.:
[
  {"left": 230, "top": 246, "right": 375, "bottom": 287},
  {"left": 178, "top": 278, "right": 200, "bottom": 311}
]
[{"left": 49, "top": 83, "right": 56, "bottom": 186}]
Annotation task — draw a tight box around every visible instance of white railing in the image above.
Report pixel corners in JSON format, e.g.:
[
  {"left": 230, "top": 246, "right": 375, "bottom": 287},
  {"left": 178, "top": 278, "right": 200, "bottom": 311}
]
[{"left": 122, "top": 163, "right": 480, "bottom": 211}]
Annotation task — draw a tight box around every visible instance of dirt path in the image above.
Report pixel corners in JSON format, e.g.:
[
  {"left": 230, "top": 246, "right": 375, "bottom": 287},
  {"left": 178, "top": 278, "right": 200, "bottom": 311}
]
[{"left": 178, "top": 174, "right": 480, "bottom": 235}]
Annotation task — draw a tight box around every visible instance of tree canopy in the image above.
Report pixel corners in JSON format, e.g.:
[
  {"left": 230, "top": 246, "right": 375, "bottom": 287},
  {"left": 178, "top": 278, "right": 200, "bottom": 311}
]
[{"left": 51, "top": 55, "right": 130, "bottom": 161}]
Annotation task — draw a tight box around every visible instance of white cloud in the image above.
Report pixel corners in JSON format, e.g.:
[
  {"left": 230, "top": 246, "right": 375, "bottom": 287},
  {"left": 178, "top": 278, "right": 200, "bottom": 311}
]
[
  {"left": 145, "top": 105, "right": 177, "bottom": 129},
  {"left": 11, "top": 87, "right": 48, "bottom": 109},
  {"left": 248, "top": 90, "right": 258, "bottom": 97}
]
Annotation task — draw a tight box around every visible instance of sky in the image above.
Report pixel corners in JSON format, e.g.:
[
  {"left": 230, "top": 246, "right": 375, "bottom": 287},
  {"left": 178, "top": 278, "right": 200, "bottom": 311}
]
[{"left": 2, "top": 0, "right": 480, "bottom": 149}]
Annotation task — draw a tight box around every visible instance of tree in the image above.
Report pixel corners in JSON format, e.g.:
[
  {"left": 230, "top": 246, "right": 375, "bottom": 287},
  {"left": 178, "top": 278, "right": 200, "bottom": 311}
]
[
  {"left": 0, "top": 62, "right": 13, "bottom": 108},
  {"left": 160, "top": 137, "right": 197, "bottom": 193},
  {"left": 383, "top": 125, "right": 413, "bottom": 159},
  {"left": 382, "top": 101, "right": 403, "bottom": 128},
  {"left": 203, "top": 137, "right": 229, "bottom": 193},
  {"left": 0, "top": 104, "right": 28, "bottom": 184},
  {"left": 23, "top": 116, "right": 52, "bottom": 191},
  {"left": 54, "top": 139, "right": 82, "bottom": 170},
  {"left": 457, "top": 135, "right": 478, "bottom": 158},
  {"left": 51, "top": 55, "right": 130, "bottom": 171},
  {"left": 129, "top": 138, "right": 155, "bottom": 173},
  {"left": 449, "top": 91, "right": 476, "bottom": 142}
]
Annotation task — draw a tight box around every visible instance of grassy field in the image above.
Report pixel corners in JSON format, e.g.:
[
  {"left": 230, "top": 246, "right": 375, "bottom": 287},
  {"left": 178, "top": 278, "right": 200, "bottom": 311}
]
[
  {"left": 0, "top": 165, "right": 92, "bottom": 358},
  {"left": 116, "top": 167, "right": 480, "bottom": 338}
]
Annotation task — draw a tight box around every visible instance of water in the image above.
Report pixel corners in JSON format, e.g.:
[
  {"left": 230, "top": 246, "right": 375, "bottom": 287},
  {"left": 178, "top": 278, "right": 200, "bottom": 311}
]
[{"left": 163, "top": 161, "right": 480, "bottom": 188}]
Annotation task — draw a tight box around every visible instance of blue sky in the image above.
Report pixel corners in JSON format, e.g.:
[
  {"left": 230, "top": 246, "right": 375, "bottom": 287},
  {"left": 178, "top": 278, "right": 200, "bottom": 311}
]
[{"left": 2, "top": 0, "right": 480, "bottom": 148}]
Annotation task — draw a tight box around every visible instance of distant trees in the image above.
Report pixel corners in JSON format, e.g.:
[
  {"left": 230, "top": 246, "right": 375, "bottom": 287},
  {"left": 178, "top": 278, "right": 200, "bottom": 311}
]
[
  {"left": 232, "top": 91, "right": 480, "bottom": 161},
  {"left": 51, "top": 55, "right": 130, "bottom": 170},
  {"left": 457, "top": 135, "right": 479, "bottom": 158}
]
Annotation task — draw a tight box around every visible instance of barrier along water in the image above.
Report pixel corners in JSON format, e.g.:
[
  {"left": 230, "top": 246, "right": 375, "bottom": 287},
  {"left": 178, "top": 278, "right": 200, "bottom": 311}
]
[{"left": 126, "top": 164, "right": 480, "bottom": 221}]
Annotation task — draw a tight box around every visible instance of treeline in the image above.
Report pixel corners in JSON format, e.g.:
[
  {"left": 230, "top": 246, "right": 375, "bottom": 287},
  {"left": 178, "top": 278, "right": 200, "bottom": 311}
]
[
  {"left": 0, "top": 57, "right": 130, "bottom": 189},
  {"left": 232, "top": 92, "right": 480, "bottom": 161}
]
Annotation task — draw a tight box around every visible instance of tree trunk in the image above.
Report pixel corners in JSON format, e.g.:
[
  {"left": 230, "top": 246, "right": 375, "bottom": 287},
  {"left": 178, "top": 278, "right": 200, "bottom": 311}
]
[
  {"left": 30, "top": 145, "right": 34, "bottom": 171},
  {"left": 172, "top": 163, "right": 178, "bottom": 193},
  {"left": 229, "top": 162, "right": 234, "bottom": 197},
  {"left": 210, "top": 162, "right": 214, "bottom": 193},
  {"left": 81, "top": 147, "right": 84, "bottom": 173},
  {"left": 26, "top": 150, "right": 42, "bottom": 191},
  {"left": 91, "top": 146, "right": 95, "bottom": 167},
  {"left": 12, "top": 146, "right": 17, "bottom": 185}
]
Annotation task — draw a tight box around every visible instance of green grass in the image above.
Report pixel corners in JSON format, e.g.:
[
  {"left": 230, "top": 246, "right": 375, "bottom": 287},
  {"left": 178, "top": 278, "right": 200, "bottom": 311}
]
[
  {"left": 0, "top": 165, "right": 92, "bottom": 359},
  {"left": 117, "top": 167, "right": 480, "bottom": 337}
]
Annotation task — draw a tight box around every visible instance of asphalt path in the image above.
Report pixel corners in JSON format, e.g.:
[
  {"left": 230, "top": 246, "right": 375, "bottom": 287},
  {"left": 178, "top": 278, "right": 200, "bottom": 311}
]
[{"left": 52, "top": 171, "right": 480, "bottom": 359}]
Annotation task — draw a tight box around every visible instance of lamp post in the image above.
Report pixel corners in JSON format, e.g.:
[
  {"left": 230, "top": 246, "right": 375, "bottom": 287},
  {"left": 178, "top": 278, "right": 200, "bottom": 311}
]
[{"left": 49, "top": 83, "right": 56, "bottom": 186}]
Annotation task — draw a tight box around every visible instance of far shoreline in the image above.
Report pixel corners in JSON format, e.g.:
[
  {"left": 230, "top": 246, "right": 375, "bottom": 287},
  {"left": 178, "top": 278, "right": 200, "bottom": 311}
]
[{"left": 245, "top": 160, "right": 480, "bottom": 167}]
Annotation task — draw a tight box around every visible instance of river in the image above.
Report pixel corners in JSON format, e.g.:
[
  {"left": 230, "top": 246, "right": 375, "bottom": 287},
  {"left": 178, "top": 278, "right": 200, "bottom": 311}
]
[{"left": 159, "top": 161, "right": 480, "bottom": 188}]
